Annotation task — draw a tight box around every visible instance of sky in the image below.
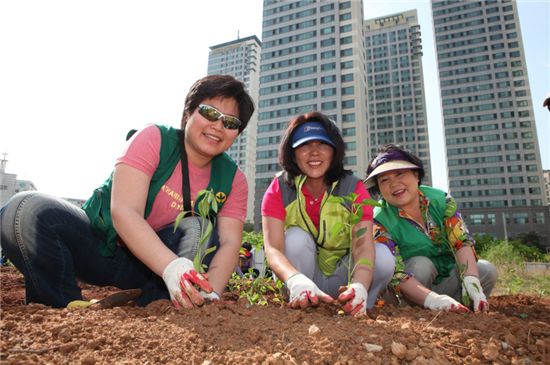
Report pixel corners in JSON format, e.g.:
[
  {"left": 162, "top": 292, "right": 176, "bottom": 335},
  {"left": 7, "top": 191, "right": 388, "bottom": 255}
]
[{"left": 1, "top": 0, "right": 549, "bottom": 200}]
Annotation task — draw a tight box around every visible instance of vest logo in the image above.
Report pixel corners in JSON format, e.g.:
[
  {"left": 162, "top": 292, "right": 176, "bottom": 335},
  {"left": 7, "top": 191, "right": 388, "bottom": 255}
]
[{"left": 215, "top": 191, "right": 227, "bottom": 204}]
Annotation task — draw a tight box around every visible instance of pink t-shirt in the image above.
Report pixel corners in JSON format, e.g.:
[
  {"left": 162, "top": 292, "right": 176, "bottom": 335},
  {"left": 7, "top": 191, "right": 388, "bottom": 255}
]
[
  {"left": 261, "top": 175, "right": 373, "bottom": 229},
  {"left": 116, "top": 124, "right": 248, "bottom": 231}
]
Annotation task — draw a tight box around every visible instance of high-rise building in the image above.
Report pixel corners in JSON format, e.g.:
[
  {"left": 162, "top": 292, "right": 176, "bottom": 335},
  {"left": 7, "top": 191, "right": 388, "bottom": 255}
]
[
  {"left": 207, "top": 35, "right": 261, "bottom": 224},
  {"left": 431, "top": 0, "right": 549, "bottom": 239},
  {"left": 364, "top": 10, "right": 432, "bottom": 186},
  {"left": 543, "top": 170, "right": 550, "bottom": 208},
  {"left": 255, "top": 0, "right": 369, "bottom": 227}
]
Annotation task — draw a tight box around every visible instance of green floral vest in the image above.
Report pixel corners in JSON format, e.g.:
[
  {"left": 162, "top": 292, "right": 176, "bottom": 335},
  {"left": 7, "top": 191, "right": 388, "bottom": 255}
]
[{"left": 373, "top": 185, "right": 455, "bottom": 285}]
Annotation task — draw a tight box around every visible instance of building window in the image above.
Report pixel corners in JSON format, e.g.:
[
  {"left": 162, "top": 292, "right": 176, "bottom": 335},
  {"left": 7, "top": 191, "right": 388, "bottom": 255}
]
[
  {"left": 534, "top": 212, "right": 545, "bottom": 224},
  {"left": 342, "top": 100, "right": 355, "bottom": 109},
  {"left": 470, "top": 214, "right": 484, "bottom": 225},
  {"left": 512, "top": 213, "right": 528, "bottom": 224}
]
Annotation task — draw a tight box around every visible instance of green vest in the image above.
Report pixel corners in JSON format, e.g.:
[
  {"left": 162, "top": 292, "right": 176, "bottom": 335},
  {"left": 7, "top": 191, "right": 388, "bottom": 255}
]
[
  {"left": 373, "top": 185, "right": 455, "bottom": 285},
  {"left": 83, "top": 124, "right": 237, "bottom": 256},
  {"left": 279, "top": 173, "right": 359, "bottom": 276}
]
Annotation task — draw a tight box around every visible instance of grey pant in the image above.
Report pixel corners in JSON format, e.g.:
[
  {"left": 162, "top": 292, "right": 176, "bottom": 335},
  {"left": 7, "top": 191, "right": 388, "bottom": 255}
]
[
  {"left": 284, "top": 227, "right": 395, "bottom": 308},
  {"left": 405, "top": 256, "right": 498, "bottom": 301}
]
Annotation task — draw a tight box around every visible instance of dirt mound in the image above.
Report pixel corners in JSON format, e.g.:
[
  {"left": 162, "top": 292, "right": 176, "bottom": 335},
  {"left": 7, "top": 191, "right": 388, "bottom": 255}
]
[{"left": 1, "top": 266, "right": 548, "bottom": 364}]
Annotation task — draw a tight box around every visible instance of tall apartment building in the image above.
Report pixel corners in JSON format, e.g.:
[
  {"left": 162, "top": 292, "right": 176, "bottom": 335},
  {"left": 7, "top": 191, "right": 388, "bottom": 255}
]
[
  {"left": 364, "top": 10, "right": 432, "bottom": 186},
  {"left": 543, "top": 170, "right": 550, "bottom": 208},
  {"left": 431, "top": 0, "right": 549, "bottom": 239},
  {"left": 207, "top": 35, "right": 261, "bottom": 224},
  {"left": 255, "top": 0, "right": 369, "bottom": 227}
]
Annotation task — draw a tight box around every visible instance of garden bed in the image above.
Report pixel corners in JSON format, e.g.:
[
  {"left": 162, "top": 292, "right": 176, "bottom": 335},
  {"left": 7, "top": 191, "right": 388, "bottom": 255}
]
[{"left": 1, "top": 266, "right": 549, "bottom": 364}]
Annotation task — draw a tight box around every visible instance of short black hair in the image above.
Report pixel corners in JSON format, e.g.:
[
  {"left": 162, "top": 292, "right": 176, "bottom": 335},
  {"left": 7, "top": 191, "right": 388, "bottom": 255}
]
[{"left": 181, "top": 75, "right": 255, "bottom": 134}]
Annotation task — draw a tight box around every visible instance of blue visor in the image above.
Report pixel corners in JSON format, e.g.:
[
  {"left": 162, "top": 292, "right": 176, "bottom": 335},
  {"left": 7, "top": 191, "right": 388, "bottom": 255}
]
[{"left": 291, "top": 121, "right": 336, "bottom": 149}]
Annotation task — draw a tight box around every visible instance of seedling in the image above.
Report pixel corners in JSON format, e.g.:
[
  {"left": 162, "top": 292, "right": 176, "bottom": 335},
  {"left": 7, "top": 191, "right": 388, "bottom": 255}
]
[
  {"left": 227, "top": 272, "right": 284, "bottom": 306},
  {"left": 445, "top": 216, "right": 474, "bottom": 306},
  {"left": 327, "top": 192, "right": 381, "bottom": 285},
  {"left": 174, "top": 189, "right": 218, "bottom": 273}
]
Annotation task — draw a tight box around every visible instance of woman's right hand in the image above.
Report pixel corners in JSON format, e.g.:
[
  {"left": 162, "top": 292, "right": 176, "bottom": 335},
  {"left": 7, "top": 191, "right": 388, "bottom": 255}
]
[
  {"left": 423, "top": 291, "right": 470, "bottom": 313},
  {"left": 162, "top": 257, "right": 213, "bottom": 309},
  {"left": 285, "top": 273, "right": 334, "bottom": 309}
]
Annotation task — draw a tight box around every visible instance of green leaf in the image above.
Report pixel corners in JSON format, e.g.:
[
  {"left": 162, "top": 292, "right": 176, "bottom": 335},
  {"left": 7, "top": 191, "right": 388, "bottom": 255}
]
[
  {"left": 193, "top": 253, "right": 202, "bottom": 272},
  {"left": 204, "top": 246, "right": 216, "bottom": 256},
  {"left": 355, "top": 258, "right": 373, "bottom": 268},
  {"left": 326, "top": 195, "right": 344, "bottom": 204},
  {"left": 360, "top": 198, "right": 383, "bottom": 207},
  {"left": 200, "top": 221, "right": 214, "bottom": 245},
  {"left": 462, "top": 293, "right": 470, "bottom": 306},
  {"left": 355, "top": 227, "right": 367, "bottom": 239},
  {"left": 173, "top": 210, "right": 193, "bottom": 232}
]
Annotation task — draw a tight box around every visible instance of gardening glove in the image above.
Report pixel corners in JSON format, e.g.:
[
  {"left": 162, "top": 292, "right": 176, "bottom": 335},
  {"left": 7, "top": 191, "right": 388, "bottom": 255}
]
[
  {"left": 200, "top": 290, "right": 220, "bottom": 302},
  {"left": 423, "top": 291, "right": 470, "bottom": 313},
  {"left": 462, "top": 275, "right": 489, "bottom": 312},
  {"left": 285, "top": 273, "right": 334, "bottom": 309},
  {"left": 162, "top": 257, "right": 213, "bottom": 309},
  {"left": 338, "top": 282, "right": 368, "bottom": 316}
]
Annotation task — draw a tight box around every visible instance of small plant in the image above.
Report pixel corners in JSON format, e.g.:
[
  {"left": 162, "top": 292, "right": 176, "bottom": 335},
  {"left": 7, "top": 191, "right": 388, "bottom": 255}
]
[
  {"left": 227, "top": 272, "right": 284, "bottom": 306},
  {"left": 174, "top": 189, "right": 218, "bottom": 273},
  {"left": 327, "top": 192, "right": 381, "bottom": 285},
  {"left": 446, "top": 215, "right": 478, "bottom": 306}
]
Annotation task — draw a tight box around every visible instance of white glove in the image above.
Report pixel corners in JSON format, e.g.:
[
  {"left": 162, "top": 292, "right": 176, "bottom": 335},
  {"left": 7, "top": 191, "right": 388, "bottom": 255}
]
[
  {"left": 200, "top": 290, "right": 220, "bottom": 302},
  {"left": 162, "top": 257, "right": 212, "bottom": 309},
  {"left": 285, "top": 273, "right": 334, "bottom": 309},
  {"left": 424, "top": 291, "right": 469, "bottom": 313},
  {"left": 338, "top": 282, "right": 368, "bottom": 316},
  {"left": 462, "top": 275, "right": 489, "bottom": 312}
]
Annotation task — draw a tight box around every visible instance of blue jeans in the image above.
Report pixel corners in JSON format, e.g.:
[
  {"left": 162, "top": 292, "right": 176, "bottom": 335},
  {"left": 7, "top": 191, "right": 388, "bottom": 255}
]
[{"left": 0, "top": 192, "right": 217, "bottom": 308}]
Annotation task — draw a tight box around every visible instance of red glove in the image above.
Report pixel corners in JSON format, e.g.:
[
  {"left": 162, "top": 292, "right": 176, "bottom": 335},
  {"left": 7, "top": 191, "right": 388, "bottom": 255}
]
[
  {"left": 338, "top": 282, "right": 368, "bottom": 316},
  {"left": 285, "top": 273, "right": 334, "bottom": 309},
  {"left": 462, "top": 276, "right": 489, "bottom": 312},
  {"left": 162, "top": 258, "right": 213, "bottom": 309}
]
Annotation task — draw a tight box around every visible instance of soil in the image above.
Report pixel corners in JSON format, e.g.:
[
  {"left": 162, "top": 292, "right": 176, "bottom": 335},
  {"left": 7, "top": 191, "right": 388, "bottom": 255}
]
[{"left": 1, "top": 266, "right": 549, "bottom": 365}]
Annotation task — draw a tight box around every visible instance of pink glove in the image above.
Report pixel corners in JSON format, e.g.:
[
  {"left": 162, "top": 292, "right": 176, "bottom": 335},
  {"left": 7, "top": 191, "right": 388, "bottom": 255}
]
[
  {"left": 424, "top": 291, "right": 470, "bottom": 313},
  {"left": 162, "top": 257, "right": 213, "bottom": 309},
  {"left": 462, "top": 276, "right": 489, "bottom": 312},
  {"left": 338, "top": 282, "right": 368, "bottom": 316},
  {"left": 285, "top": 273, "right": 334, "bottom": 309}
]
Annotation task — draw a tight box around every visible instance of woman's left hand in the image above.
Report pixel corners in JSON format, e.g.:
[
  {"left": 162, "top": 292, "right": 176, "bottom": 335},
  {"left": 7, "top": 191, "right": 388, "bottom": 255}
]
[
  {"left": 338, "top": 282, "right": 368, "bottom": 316},
  {"left": 462, "top": 276, "right": 489, "bottom": 312}
]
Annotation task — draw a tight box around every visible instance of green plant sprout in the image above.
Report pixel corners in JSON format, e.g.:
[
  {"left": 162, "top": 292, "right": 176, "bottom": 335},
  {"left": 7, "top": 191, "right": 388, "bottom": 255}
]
[
  {"left": 174, "top": 189, "right": 218, "bottom": 273},
  {"left": 227, "top": 272, "right": 284, "bottom": 307},
  {"left": 327, "top": 192, "right": 382, "bottom": 285},
  {"left": 457, "top": 261, "right": 471, "bottom": 306}
]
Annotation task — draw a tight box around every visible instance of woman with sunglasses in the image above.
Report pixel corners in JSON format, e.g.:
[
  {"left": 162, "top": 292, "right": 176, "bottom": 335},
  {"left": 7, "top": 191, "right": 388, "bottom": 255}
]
[
  {"left": 261, "top": 112, "right": 395, "bottom": 316},
  {"left": 1, "top": 75, "right": 254, "bottom": 309},
  {"left": 365, "top": 144, "right": 498, "bottom": 313}
]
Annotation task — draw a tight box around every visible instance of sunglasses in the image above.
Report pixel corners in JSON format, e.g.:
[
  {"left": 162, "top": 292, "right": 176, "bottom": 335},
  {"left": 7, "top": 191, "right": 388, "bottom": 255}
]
[{"left": 197, "top": 104, "right": 242, "bottom": 130}]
